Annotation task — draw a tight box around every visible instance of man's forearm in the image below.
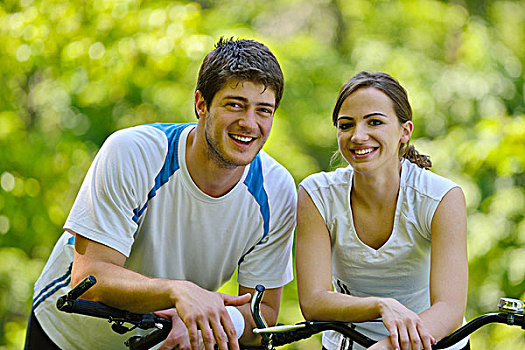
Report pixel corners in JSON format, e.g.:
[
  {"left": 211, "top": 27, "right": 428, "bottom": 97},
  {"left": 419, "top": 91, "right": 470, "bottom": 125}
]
[{"left": 72, "top": 259, "right": 182, "bottom": 313}]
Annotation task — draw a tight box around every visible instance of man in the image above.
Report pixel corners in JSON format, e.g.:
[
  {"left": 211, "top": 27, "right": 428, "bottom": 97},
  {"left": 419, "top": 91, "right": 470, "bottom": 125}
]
[{"left": 26, "top": 37, "right": 296, "bottom": 350}]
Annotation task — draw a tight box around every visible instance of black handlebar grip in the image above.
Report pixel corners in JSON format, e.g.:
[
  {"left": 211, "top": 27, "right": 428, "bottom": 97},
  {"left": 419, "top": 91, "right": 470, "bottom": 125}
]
[
  {"left": 126, "top": 327, "right": 171, "bottom": 350},
  {"left": 58, "top": 299, "right": 129, "bottom": 318},
  {"left": 271, "top": 328, "right": 318, "bottom": 346},
  {"left": 68, "top": 275, "right": 97, "bottom": 300}
]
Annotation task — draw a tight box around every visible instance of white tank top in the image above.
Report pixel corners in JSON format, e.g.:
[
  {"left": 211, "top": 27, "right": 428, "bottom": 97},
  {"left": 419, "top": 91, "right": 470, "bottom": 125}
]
[{"left": 300, "top": 160, "right": 467, "bottom": 350}]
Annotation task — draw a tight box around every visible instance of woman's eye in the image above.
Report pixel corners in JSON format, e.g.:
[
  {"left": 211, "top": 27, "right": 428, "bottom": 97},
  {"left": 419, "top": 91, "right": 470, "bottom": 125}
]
[
  {"left": 369, "top": 119, "right": 383, "bottom": 126},
  {"left": 338, "top": 123, "right": 353, "bottom": 130}
]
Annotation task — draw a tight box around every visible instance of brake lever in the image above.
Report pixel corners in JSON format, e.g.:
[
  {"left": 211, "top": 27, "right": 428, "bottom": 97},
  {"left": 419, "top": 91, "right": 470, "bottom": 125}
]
[{"left": 251, "top": 285, "right": 273, "bottom": 348}]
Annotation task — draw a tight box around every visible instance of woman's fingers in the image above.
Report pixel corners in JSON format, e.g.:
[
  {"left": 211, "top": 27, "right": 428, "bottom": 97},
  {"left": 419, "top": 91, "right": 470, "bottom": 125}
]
[
  {"left": 397, "top": 323, "right": 411, "bottom": 350},
  {"left": 407, "top": 321, "right": 422, "bottom": 350},
  {"left": 417, "top": 323, "right": 436, "bottom": 350}
]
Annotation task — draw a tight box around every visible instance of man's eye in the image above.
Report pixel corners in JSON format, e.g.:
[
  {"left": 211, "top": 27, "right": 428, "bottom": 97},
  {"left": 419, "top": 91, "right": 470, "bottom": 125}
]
[
  {"left": 227, "top": 102, "right": 241, "bottom": 108},
  {"left": 259, "top": 108, "right": 273, "bottom": 115}
]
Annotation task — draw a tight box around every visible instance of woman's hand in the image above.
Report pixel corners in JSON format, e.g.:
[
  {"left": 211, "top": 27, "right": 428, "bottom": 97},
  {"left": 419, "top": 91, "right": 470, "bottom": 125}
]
[
  {"left": 367, "top": 338, "right": 393, "bottom": 350},
  {"left": 378, "top": 298, "right": 435, "bottom": 350}
]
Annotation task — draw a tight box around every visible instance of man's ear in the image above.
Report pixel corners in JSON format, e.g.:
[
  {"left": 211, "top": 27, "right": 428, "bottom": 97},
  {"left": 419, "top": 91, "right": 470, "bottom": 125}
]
[
  {"left": 194, "top": 90, "right": 207, "bottom": 119},
  {"left": 400, "top": 121, "right": 414, "bottom": 144}
]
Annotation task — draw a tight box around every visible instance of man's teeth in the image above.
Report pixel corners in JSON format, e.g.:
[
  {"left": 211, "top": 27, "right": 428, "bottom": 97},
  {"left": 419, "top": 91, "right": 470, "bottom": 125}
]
[
  {"left": 231, "top": 134, "right": 253, "bottom": 142},
  {"left": 354, "top": 148, "right": 374, "bottom": 155}
]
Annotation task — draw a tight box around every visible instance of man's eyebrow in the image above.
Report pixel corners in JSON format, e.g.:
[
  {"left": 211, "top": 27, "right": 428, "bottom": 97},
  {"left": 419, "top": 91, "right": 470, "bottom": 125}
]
[{"left": 223, "top": 95, "right": 275, "bottom": 108}]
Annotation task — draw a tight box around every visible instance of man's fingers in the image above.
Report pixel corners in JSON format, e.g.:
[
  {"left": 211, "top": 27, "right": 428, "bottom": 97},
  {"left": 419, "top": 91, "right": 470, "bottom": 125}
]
[
  {"left": 185, "top": 321, "right": 202, "bottom": 350},
  {"left": 221, "top": 311, "right": 240, "bottom": 350},
  {"left": 210, "top": 318, "right": 231, "bottom": 350},
  {"left": 385, "top": 321, "right": 400, "bottom": 350},
  {"left": 221, "top": 292, "right": 251, "bottom": 306},
  {"left": 197, "top": 318, "right": 217, "bottom": 350},
  {"left": 154, "top": 308, "right": 177, "bottom": 320}
]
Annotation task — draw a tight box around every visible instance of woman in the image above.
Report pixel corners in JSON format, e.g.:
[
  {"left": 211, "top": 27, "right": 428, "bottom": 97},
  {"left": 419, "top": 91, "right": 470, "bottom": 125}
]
[{"left": 296, "top": 71, "right": 468, "bottom": 350}]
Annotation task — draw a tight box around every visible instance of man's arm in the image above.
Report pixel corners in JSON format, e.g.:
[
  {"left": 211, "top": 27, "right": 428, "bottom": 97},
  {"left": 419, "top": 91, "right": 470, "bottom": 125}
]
[
  {"left": 236, "top": 285, "right": 283, "bottom": 346},
  {"left": 71, "top": 233, "right": 251, "bottom": 350}
]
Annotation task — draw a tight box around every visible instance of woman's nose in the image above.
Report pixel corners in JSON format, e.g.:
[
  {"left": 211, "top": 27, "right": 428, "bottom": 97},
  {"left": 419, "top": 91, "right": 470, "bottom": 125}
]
[{"left": 350, "top": 123, "right": 368, "bottom": 143}]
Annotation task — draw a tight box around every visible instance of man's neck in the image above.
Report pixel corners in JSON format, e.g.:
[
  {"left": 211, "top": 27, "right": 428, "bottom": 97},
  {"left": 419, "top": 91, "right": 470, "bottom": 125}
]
[{"left": 185, "top": 127, "right": 246, "bottom": 198}]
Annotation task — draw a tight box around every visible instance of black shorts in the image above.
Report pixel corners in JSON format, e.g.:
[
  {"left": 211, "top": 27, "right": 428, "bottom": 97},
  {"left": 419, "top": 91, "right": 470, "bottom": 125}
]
[{"left": 24, "top": 309, "right": 61, "bottom": 350}]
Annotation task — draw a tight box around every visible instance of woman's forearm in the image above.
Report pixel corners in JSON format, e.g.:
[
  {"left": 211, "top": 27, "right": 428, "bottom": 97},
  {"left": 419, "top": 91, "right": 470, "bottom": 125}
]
[
  {"left": 419, "top": 300, "right": 465, "bottom": 341},
  {"left": 300, "top": 289, "right": 383, "bottom": 322}
]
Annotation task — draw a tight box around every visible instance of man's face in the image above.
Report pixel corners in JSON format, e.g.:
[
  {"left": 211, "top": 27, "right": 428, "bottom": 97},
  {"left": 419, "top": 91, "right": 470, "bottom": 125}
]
[{"left": 196, "top": 80, "right": 276, "bottom": 168}]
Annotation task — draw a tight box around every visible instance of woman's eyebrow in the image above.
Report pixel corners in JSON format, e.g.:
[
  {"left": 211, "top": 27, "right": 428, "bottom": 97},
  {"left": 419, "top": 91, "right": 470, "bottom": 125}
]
[
  {"left": 363, "top": 112, "right": 389, "bottom": 119},
  {"left": 337, "top": 112, "right": 388, "bottom": 122}
]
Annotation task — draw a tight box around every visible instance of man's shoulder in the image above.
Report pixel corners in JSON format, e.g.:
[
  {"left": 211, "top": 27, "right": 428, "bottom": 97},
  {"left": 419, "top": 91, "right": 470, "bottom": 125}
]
[
  {"left": 104, "top": 122, "right": 195, "bottom": 155},
  {"left": 256, "top": 150, "right": 295, "bottom": 188},
  {"left": 112, "top": 122, "right": 194, "bottom": 142}
]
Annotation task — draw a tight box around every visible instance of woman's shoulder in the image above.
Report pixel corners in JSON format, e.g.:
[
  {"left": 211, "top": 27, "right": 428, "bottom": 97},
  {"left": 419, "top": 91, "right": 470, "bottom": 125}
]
[
  {"left": 402, "top": 160, "right": 459, "bottom": 200},
  {"left": 300, "top": 166, "right": 352, "bottom": 192}
]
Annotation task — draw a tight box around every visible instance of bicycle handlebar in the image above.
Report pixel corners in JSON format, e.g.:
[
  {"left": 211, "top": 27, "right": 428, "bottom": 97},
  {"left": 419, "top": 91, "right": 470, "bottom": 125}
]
[
  {"left": 251, "top": 285, "right": 525, "bottom": 349},
  {"left": 56, "top": 275, "right": 171, "bottom": 350},
  {"left": 56, "top": 277, "right": 524, "bottom": 350}
]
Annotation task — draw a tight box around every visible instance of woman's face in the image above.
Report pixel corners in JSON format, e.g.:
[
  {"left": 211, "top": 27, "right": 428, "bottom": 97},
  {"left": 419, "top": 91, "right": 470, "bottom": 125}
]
[{"left": 336, "top": 87, "right": 413, "bottom": 175}]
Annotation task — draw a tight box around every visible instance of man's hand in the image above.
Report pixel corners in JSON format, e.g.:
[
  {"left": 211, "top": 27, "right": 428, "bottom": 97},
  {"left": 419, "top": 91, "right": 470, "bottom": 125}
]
[{"left": 171, "top": 281, "right": 251, "bottom": 350}]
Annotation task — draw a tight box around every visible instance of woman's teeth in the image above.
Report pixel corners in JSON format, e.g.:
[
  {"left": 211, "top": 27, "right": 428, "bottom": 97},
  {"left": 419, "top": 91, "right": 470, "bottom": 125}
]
[{"left": 354, "top": 148, "right": 374, "bottom": 155}]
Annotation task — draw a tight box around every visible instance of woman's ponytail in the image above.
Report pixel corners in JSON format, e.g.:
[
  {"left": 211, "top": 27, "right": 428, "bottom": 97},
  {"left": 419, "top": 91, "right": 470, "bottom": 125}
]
[{"left": 402, "top": 145, "right": 432, "bottom": 169}]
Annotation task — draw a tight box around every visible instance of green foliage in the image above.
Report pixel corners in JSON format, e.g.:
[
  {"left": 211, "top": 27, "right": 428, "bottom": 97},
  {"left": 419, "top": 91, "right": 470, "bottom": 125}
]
[{"left": 1, "top": 0, "right": 524, "bottom": 348}]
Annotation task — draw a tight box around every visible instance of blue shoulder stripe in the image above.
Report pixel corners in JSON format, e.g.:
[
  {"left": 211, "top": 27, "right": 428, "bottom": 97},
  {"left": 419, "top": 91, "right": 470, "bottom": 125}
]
[
  {"left": 132, "top": 123, "right": 195, "bottom": 224},
  {"left": 243, "top": 154, "right": 270, "bottom": 241}
]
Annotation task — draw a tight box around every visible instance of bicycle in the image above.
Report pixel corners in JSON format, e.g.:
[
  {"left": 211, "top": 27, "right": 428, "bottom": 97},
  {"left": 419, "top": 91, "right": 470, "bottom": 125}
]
[{"left": 56, "top": 276, "right": 525, "bottom": 349}]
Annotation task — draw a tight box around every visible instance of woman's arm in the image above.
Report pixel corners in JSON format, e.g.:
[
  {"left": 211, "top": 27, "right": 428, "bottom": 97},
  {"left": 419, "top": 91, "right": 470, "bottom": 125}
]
[
  {"left": 296, "top": 186, "right": 437, "bottom": 350},
  {"left": 369, "top": 186, "right": 468, "bottom": 350},
  {"left": 296, "top": 186, "right": 383, "bottom": 321},
  {"left": 420, "top": 186, "right": 469, "bottom": 337}
]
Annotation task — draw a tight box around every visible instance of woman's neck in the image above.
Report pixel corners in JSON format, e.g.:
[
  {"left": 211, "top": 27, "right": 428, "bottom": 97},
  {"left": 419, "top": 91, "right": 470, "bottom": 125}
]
[{"left": 351, "top": 162, "right": 402, "bottom": 210}]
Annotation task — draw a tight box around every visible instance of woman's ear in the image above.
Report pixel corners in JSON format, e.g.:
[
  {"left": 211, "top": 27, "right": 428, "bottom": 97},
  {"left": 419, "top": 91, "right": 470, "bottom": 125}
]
[{"left": 400, "top": 121, "right": 414, "bottom": 144}]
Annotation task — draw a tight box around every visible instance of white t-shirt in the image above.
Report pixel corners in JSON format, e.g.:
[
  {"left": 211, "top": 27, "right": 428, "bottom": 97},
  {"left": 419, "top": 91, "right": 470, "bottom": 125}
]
[
  {"left": 32, "top": 123, "right": 296, "bottom": 349},
  {"left": 300, "top": 159, "right": 467, "bottom": 350}
]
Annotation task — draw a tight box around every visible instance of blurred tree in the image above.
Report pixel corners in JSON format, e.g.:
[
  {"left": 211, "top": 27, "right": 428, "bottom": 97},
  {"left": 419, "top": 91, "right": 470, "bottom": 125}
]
[{"left": 0, "top": 0, "right": 523, "bottom": 348}]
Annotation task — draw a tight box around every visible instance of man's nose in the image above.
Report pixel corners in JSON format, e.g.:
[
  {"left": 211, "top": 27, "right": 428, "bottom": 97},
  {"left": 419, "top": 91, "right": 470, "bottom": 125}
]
[{"left": 238, "top": 108, "right": 257, "bottom": 129}]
